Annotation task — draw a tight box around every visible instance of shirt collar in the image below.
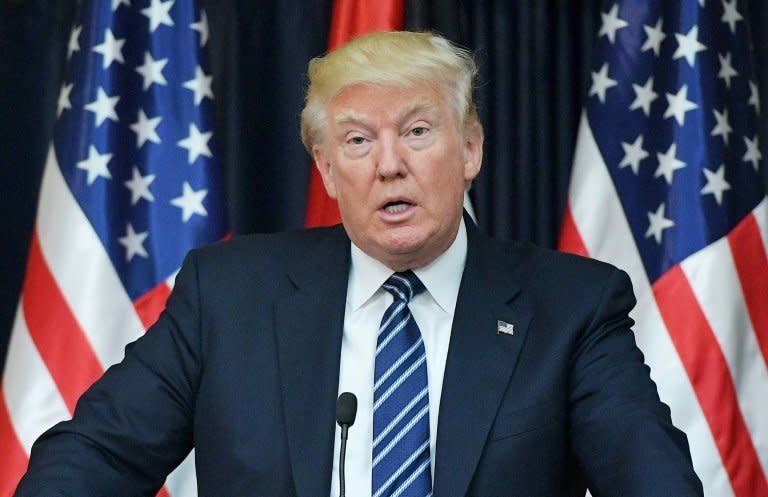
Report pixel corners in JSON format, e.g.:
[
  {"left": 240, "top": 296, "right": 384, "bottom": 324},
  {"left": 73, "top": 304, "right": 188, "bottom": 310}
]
[{"left": 348, "top": 218, "right": 467, "bottom": 315}]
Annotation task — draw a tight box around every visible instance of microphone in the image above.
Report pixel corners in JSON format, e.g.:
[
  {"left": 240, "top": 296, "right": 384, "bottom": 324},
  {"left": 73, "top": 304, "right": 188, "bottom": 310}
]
[{"left": 336, "top": 392, "right": 357, "bottom": 497}]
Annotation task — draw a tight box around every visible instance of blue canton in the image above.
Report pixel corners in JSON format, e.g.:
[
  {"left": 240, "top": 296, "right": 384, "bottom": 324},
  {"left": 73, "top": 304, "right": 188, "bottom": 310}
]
[
  {"left": 587, "top": 0, "right": 766, "bottom": 282},
  {"left": 54, "top": 0, "right": 226, "bottom": 300}
]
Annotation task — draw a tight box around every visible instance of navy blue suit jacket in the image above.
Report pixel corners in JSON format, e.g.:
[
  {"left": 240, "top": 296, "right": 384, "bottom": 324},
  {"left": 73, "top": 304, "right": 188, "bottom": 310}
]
[{"left": 15, "top": 221, "right": 702, "bottom": 496}]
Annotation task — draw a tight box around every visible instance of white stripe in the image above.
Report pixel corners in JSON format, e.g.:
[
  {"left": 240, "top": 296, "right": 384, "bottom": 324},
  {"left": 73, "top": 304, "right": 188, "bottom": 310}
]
[
  {"left": 681, "top": 235, "right": 768, "bottom": 478},
  {"left": 384, "top": 280, "right": 409, "bottom": 301},
  {"left": 388, "top": 274, "right": 413, "bottom": 299},
  {"left": 376, "top": 313, "right": 411, "bottom": 355},
  {"left": 374, "top": 387, "right": 428, "bottom": 448},
  {"left": 36, "top": 148, "right": 144, "bottom": 369},
  {"left": 373, "top": 439, "right": 429, "bottom": 497},
  {"left": 2, "top": 303, "right": 70, "bottom": 452},
  {"left": 378, "top": 301, "right": 407, "bottom": 341},
  {"left": 166, "top": 269, "right": 180, "bottom": 290},
  {"left": 374, "top": 354, "right": 426, "bottom": 412},
  {"left": 375, "top": 337, "right": 423, "bottom": 391},
  {"left": 390, "top": 459, "right": 431, "bottom": 497},
  {"left": 164, "top": 450, "right": 197, "bottom": 497},
  {"left": 373, "top": 405, "right": 429, "bottom": 467},
  {"left": 754, "top": 197, "right": 768, "bottom": 254},
  {"left": 568, "top": 116, "right": 735, "bottom": 497}
]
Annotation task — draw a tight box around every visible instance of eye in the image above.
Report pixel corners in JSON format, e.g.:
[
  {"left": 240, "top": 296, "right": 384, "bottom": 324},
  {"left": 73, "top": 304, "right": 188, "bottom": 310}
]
[
  {"left": 348, "top": 136, "right": 366, "bottom": 145},
  {"left": 410, "top": 126, "right": 428, "bottom": 137}
]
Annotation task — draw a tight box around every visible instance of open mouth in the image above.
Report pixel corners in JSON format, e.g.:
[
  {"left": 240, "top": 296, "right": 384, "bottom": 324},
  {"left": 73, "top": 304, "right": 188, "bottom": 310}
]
[{"left": 382, "top": 201, "right": 413, "bottom": 214}]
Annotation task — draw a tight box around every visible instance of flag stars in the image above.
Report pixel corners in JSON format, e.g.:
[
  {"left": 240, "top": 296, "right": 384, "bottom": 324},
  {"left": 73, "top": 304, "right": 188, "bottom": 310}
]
[
  {"left": 700, "top": 165, "right": 731, "bottom": 205},
  {"left": 130, "top": 109, "right": 162, "bottom": 148},
  {"left": 171, "top": 182, "right": 208, "bottom": 222},
  {"left": 599, "top": 4, "right": 628, "bottom": 44},
  {"left": 645, "top": 203, "right": 675, "bottom": 244},
  {"left": 178, "top": 123, "right": 213, "bottom": 163},
  {"left": 142, "top": 0, "right": 175, "bottom": 32},
  {"left": 118, "top": 223, "right": 149, "bottom": 261},
  {"left": 711, "top": 109, "right": 732, "bottom": 144},
  {"left": 641, "top": 19, "right": 666, "bottom": 56},
  {"left": 664, "top": 85, "right": 698, "bottom": 126},
  {"left": 630, "top": 77, "right": 658, "bottom": 116},
  {"left": 77, "top": 145, "right": 113, "bottom": 185},
  {"left": 124, "top": 167, "right": 156, "bottom": 205},
  {"left": 183, "top": 66, "right": 214, "bottom": 105},
  {"left": 673, "top": 25, "right": 706, "bottom": 67},
  {"left": 57, "top": 83, "right": 73, "bottom": 117},
  {"left": 721, "top": 0, "right": 743, "bottom": 33},
  {"left": 655, "top": 143, "right": 687, "bottom": 184},
  {"left": 191, "top": 11, "right": 210, "bottom": 47},
  {"left": 84, "top": 87, "right": 120, "bottom": 126},
  {"left": 619, "top": 135, "right": 649, "bottom": 175},
  {"left": 589, "top": 63, "right": 617, "bottom": 103},
  {"left": 135, "top": 52, "right": 169, "bottom": 90},
  {"left": 743, "top": 136, "right": 762, "bottom": 170},
  {"left": 92, "top": 29, "right": 126, "bottom": 69},
  {"left": 67, "top": 25, "right": 82, "bottom": 59},
  {"left": 717, "top": 52, "right": 738, "bottom": 88}
]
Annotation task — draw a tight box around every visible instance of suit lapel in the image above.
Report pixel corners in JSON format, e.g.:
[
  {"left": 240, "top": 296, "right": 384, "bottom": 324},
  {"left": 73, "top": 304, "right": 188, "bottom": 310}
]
[
  {"left": 433, "top": 223, "right": 532, "bottom": 497},
  {"left": 274, "top": 227, "right": 350, "bottom": 497}
]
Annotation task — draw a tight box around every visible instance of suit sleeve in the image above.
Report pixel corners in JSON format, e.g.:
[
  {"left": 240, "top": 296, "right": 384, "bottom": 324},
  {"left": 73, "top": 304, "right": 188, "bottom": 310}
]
[
  {"left": 13, "top": 250, "right": 204, "bottom": 497},
  {"left": 568, "top": 268, "right": 704, "bottom": 497}
]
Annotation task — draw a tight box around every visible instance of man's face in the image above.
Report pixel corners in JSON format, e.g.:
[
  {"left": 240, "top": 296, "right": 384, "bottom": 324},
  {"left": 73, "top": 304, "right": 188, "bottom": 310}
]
[{"left": 313, "top": 82, "right": 483, "bottom": 271}]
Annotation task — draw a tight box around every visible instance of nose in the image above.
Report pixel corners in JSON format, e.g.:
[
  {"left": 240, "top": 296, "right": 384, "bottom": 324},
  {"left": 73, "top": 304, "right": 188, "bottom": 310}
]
[{"left": 376, "top": 132, "right": 407, "bottom": 180}]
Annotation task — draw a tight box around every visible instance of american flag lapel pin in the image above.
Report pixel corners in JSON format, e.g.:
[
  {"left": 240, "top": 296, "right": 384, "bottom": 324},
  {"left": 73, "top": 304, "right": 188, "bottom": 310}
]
[{"left": 497, "top": 320, "right": 514, "bottom": 336}]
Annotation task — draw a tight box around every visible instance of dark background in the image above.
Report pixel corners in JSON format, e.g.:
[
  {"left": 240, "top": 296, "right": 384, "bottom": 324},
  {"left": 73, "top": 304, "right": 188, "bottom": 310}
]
[{"left": 1, "top": 0, "right": 767, "bottom": 372}]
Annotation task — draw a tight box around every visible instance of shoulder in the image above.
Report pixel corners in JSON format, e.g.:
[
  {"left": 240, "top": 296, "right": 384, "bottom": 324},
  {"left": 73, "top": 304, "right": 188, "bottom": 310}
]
[
  {"left": 184, "top": 224, "right": 348, "bottom": 275},
  {"left": 480, "top": 232, "right": 628, "bottom": 289}
]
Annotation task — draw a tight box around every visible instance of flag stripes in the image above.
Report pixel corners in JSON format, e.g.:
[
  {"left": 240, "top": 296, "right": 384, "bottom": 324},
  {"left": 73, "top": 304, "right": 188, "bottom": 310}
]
[
  {"left": 681, "top": 234, "right": 768, "bottom": 478},
  {"left": 563, "top": 112, "right": 767, "bottom": 496},
  {"left": 22, "top": 233, "right": 104, "bottom": 413},
  {"left": 0, "top": 1, "right": 223, "bottom": 494},
  {"left": 654, "top": 265, "right": 768, "bottom": 497},
  {"left": 0, "top": 390, "right": 27, "bottom": 497},
  {"left": 3, "top": 309, "right": 70, "bottom": 453},
  {"left": 728, "top": 212, "right": 768, "bottom": 369},
  {"left": 35, "top": 150, "right": 144, "bottom": 366},
  {"left": 558, "top": 205, "right": 588, "bottom": 257}
]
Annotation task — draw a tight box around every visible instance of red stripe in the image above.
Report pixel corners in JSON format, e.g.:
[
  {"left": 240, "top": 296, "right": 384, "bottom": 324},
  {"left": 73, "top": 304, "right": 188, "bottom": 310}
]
[
  {"left": 653, "top": 266, "right": 768, "bottom": 497},
  {"left": 156, "top": 487, "right": 171, "bottom": 497},
  {"left": 0, "top": 393, "right": 29, "bottom": 497},
  {"left": 305, "top": 0, "right": 404, "bottom": 228},
  {"left": 727, "top": 213, "right": 768, "bottom": 369},
  {"left": 557, "top": 203, "right": 590, "bottom": 257},
  {"left": 134, "top": 281, "right": 172, "bottom": 330},
  {"left": 21, "top": 231, "right": 104, "bottom": 414}
]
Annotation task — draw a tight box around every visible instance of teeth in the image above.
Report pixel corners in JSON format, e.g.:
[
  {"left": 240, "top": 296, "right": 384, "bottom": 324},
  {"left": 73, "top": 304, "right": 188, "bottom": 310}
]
[{"left": 384, "top": 203, "right": 410, "bottom": 214}]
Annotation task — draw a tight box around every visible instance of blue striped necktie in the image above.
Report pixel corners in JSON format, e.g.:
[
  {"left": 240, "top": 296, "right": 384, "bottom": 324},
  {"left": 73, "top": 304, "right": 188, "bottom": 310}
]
[{"left": 372, "top": 271, "right": 432, "bottom": 497}]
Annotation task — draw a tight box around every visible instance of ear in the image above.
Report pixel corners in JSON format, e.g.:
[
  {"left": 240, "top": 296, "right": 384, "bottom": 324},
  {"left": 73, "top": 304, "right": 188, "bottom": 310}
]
[
  {"left": 312, "top": 145, "right": 338, "bottom": 199},
  {"left": 462, "top": 122, "right": 484, "bottom": 181}
]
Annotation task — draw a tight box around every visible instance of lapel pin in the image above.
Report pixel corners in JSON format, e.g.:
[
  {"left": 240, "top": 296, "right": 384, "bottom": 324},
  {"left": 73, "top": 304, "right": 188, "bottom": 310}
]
[{"left": 497, "top": 320, "right": 514, "bottom": 336}]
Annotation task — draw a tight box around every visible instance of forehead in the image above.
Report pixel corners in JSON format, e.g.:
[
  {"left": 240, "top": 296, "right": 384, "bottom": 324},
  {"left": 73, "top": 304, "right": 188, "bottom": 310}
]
[{"left": 327, "top": 83, "right": 451, "bottom": 126}]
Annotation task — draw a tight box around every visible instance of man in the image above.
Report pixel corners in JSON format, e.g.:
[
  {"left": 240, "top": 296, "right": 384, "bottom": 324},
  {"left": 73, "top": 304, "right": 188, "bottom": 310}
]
[{"left": 15, "top": 31, "right": 702, "bottom": 497}]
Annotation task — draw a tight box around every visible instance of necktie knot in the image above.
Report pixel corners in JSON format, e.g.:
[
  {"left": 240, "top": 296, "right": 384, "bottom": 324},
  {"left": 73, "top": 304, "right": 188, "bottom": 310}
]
[{"left": 382, "top": 270, "right": 425, "bottom": 303}]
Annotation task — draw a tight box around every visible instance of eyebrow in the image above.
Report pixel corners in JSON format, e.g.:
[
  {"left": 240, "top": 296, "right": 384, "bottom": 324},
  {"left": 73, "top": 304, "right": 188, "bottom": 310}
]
[{"left": 333, "top": 99, "right": 439, "bottom": 129}]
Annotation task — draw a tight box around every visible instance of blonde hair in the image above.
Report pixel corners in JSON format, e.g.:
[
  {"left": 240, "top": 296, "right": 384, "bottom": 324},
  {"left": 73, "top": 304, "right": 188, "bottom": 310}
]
[{"left": 300, "top": 31, "right": 480, "bottom": 152}]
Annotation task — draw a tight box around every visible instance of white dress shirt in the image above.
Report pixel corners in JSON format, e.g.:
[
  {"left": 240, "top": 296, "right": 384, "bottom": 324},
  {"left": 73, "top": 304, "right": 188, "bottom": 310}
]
[{"left": 329, "top": 219, "right": 468, "bottom": 497}]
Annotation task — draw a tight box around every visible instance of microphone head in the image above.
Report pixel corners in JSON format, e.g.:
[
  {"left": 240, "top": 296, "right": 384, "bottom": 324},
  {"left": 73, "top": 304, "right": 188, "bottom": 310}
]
[{"left": 336, "top": 392, "right": 358, "bottom": 427}]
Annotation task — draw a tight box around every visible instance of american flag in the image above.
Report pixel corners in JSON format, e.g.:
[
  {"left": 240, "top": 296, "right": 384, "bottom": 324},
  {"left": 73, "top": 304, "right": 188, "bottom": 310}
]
[
  {"left": 560, "top": 1, "right": 767, "bottom": 495},
  {"left": 0, "top": 0, "right": 226, "bottom": 495}
]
